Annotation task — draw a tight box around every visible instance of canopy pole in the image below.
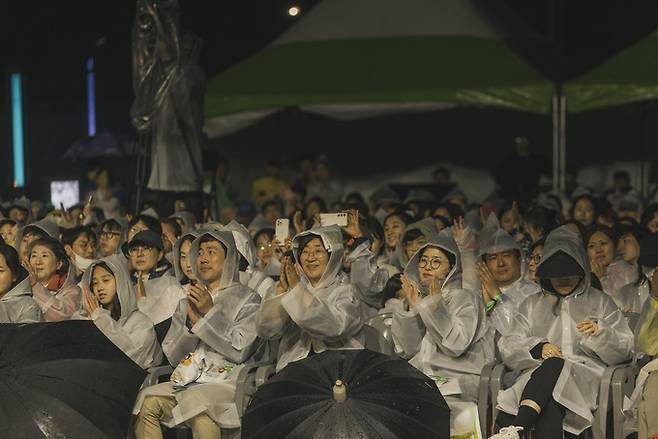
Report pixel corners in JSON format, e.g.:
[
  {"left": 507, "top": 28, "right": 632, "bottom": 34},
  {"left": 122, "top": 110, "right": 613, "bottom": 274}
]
[
  {"left": 552, "top": 83, "right": 566, "bottom": 192},
  {"left": 559, "top": 89, "right": 566, "bottom": 192}
]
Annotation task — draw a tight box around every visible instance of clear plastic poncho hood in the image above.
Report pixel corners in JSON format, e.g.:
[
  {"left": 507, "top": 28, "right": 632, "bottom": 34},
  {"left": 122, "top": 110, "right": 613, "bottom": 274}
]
[
  {"left": 189, "top": 229, "right": 239, "bottom": 290},
  {"left": 292, "top": 226, "right": 345, "bottom": 290},
  {"left": 82, "top": 254, "right": 138, "bottom": 325}
]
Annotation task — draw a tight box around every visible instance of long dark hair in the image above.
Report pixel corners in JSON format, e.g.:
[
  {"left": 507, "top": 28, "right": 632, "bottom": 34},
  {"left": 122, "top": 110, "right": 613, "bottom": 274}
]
[
  {"left": 90, "top": 262, "right": 122, "bottom": 321},
  {"left": 0, "top": 244, "right": 28, "bottom": 291}
]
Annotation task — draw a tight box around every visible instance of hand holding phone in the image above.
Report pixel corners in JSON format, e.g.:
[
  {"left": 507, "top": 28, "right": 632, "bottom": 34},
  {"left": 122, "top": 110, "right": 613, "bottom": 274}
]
[
  {"left": 319, "top": 212, "right": 348, "bottom": 227},
  {"left": 275, "top": 218, "right": 290, "bottom": 245}
]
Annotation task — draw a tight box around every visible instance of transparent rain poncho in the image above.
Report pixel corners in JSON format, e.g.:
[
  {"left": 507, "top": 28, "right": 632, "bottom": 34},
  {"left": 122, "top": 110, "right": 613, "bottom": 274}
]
[
  {"left": 392, "top": 232, "right": 494, "bottom": 402},
  {"left": 135, "top": 229, "right": 262, "bottom": 429},
  {"left": 478, "top": 228, "right": 541, "bottom": 337},
  {"left": 256, "top": 226, "right": 365, "bottom": 372},
  {"left": 80, "top": 255, "right": 162, "bottom": 369},
  {"left": 497, "top": 226, "right": 634, "bottom": 435},
  {"left": 0, "top": 277, "right": 43, "bottom": 323}
]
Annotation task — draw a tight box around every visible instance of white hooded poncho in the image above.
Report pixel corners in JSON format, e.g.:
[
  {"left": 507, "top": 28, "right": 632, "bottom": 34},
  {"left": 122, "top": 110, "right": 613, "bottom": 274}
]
[
  {"left": 497, "top": 226, "right": 634, "bottom": 434},
  {"left": 0, "top": 277, "right": 43, "bottom": 323},
  {"left": 134, "top": 229, "right": 262, "bottom": 430},
  {"left": 256, "top": 225, "right": 364, "bottom": 372},
  {"left": 478, "top": 228, "right": 541, "bottom": 337},
  {"left": 392, "top": 232, "right": 494, "bottom": 403},
  {"left": 80, "top": 255, "right": 162, "bottom": 369}
]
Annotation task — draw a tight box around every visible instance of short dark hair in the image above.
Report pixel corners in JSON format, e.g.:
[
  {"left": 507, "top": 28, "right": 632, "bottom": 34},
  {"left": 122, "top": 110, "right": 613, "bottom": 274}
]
[
  {"left": 61, "top": 226, "right": 95, "bottom": 247},
  {"left": 524, "top": 206, "right": 560, "bottom": 239},
  {"left": 22, "top": 225, "right": 50, "bottom": 241},
  {"left": 161, "top": 218, "right": 182, "bottom": 239},
  {"left": 384, "top": 209, "right": 413, "bottom": 227},
  {"left": 380, "top": 273, "right": 402, "bottom": 303},
  {"left": 402, "top": 228, "right": 424, "bottom": 245},
  {"left": 253, "top": 228, "right": 275, "bottom": 244},
  {"left": 101, "top": 219, "right": 122, "bottom": 232},
  {"left": 297, "top": 233, "right": 328, "bottom": 256},
  {"left": 198, "top": 234, "right": 227, "bottom": 254},
  {"left": 129, "top": 215, "right": 162, "bottom": 235}
]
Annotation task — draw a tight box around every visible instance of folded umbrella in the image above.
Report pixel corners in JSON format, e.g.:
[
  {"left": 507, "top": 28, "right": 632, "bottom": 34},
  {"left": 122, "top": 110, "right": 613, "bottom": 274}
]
[
  {"left": 243, "top": 349, "right": 450, "bottom": 439},
  {"left": 0, "top": 320, "right": 147, "bottom": 438}
]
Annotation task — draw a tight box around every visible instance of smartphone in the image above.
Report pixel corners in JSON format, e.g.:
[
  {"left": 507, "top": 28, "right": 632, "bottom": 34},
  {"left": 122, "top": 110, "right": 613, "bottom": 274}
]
[
  {"left": 319, "top": 212, "right": 348, "bottom": 227},
  {"left": 275, "top": 218, "right": 290, "bottom": 244}
]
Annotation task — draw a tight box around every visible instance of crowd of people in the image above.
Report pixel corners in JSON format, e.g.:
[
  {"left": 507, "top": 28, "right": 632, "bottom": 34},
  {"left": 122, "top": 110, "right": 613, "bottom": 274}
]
[{"left": 0, "top": 160, "right": 657, "bottom": 439}]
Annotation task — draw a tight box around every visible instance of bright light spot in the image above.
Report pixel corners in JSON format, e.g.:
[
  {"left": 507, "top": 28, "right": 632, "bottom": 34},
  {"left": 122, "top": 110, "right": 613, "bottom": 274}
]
[{"left": 288, "top": 6, "right": 300, "bottom": 17}]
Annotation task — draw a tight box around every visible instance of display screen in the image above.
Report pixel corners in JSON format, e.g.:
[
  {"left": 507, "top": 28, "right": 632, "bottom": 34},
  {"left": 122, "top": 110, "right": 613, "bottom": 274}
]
[{"left": 50, "top": 180, "right": 80, "bottom": 209}]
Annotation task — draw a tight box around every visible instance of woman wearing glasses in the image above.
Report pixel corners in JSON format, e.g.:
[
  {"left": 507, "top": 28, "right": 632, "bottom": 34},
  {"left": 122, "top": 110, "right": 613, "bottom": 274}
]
[
  {"left": 392, "top": 230, "right": 494, "bottom": 427},
  {"left": 124, "top": 230, "right": 185, "bottom": 344},
  {"left": 256, "top": 225, "right": 364, "bottom": 372},
  {"left": 527, "top": 239, "right": 545, "bottom": 283}
]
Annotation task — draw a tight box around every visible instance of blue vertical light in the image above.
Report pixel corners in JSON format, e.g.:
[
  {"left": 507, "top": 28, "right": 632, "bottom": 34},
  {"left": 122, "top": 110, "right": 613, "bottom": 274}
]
[
  {"left": 86, "top": 57, "right": 96, "bottom": 136},
  {"left": 11, "top": 73, "right": 25, "bottom": 188}
]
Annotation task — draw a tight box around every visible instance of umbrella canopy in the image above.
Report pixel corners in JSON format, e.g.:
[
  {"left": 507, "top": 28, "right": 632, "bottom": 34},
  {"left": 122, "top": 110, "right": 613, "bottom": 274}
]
[
  {"left": 565, "top": 30, "right": 658, "bottom": 112},
  {"left": 242, "top": 349, "right": 450, "bottom": 439},
  {"left": 63, "top": 131, "right": 136, "bottom": 160},
  {"left": 204, "top": 0, "right": 552, "bottom": 137},
  {"left": 0, "top": 320, "right": 147, "bottom": 439}
]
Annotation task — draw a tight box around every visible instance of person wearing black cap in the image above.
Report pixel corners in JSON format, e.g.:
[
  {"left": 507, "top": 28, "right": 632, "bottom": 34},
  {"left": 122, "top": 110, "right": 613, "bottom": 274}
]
[
  {"left": 125, "top": 230, "right": 184, "bottom": 343},
  {"left": 490, "top": 226, "right": 633, "bottom": 439}
]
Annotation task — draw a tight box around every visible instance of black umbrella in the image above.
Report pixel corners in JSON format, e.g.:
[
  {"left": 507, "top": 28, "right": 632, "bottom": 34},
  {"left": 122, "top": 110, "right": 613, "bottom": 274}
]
[
  {"left": 0, "top": 320, "right": 147, "bottom": 438},
  {"left": 63, "top": 131, "right": 136, "bottom": 160},
  {"left": 242, "top": 349, "right": 450, "bottom": 439}
]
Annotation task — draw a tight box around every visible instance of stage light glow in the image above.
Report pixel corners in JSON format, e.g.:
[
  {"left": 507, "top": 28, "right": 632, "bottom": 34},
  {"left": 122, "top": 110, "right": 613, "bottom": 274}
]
[
  {"left": 86, "top": 57, "right": 97, "bottom": 136},
  {"left": 288, "top": 6, "right": 300, "bottom": 16},
  {"left": 11, "top": 73, "right": 25, "bottom": 188}
]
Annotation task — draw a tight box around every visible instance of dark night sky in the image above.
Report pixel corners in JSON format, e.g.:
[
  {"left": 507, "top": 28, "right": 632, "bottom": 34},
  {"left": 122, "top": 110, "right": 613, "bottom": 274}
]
[{"left": 1, "top": 1, "right": 658, "bottom": 201}]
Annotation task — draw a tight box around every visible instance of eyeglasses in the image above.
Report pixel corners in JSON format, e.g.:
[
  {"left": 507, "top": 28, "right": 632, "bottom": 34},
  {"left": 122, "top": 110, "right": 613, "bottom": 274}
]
[
  {"left": 128, "top": 246, "right": 155, "bottom": 256},
  {"left": 301, "top": 248, "right": 327, "bottom": 259},
  {"left": 530, "top": 254, "right": 542, "bottom": 264},
  {"left": 258, "top": 243, "right": 273, "bottom": 251},
  {"left": 419, "top": 257, "right": 444, "bottom": 269},
  {"left": 100, "top": 231, "right": 121, "bottom": 239}
]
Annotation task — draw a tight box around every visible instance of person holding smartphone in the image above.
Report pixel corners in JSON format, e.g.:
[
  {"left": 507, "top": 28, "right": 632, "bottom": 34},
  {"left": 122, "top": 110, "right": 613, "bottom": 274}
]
[{"left": 256, "top": 225, "right": 365, "bottom": 372}]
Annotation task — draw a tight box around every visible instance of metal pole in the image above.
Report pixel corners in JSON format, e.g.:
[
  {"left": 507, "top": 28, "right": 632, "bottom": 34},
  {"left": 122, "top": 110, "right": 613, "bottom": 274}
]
[
  {"left": 559, "top": 89, "right": 567, "bottom": 192},
  {"left": 552, "top": 87, "right": 560, "bottom": 192}
]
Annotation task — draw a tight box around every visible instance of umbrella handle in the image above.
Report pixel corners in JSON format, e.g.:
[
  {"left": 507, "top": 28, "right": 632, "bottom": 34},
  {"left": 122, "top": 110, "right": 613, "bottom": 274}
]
[{"left": 333, "top": 380, "right": 347, "bottom": 402}]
